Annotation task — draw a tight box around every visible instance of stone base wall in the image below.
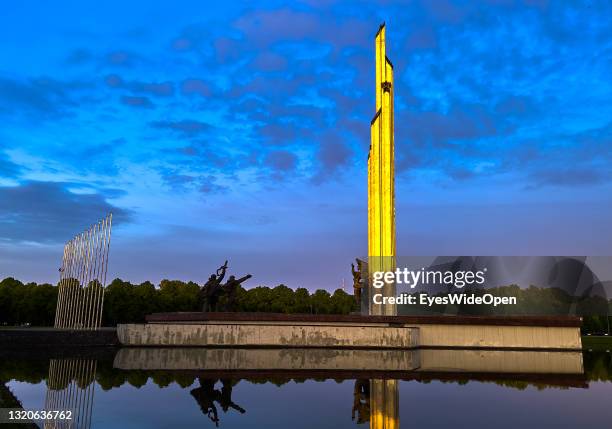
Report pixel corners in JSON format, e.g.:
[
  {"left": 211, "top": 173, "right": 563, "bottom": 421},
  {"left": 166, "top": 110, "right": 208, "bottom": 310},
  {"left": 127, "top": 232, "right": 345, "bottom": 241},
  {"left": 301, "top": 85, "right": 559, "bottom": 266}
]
[
  {"left": 117, "top": 320, "right": 582, "bottom": 350},
  {"left": 117, "top": 322, "right": 419, "bottom": 348},
  {"left": 415, "top": 324, "right": 582, "bottom": 349}
]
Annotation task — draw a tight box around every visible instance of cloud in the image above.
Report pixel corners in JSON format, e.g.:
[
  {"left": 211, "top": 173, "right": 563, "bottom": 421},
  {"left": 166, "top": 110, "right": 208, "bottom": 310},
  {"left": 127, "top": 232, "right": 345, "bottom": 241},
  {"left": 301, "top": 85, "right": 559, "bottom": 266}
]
[
  {"left": 106, "top": 50, "right": 140, "bottom": 67},
  {"left": 121, "top": 95, "right": 154, "bottom": 108},
  {"left": 259, "top": 123, "right": 301, "bottom": 146},
  {"left": 529, "top": 169, "right": 608, "bottom": 187},
  {"left": 0, "top": 181, "right": 130, "bottom": 243},
  {"left": 105, "top": 74, "right": 174, "bottom": 97},
  {"left": 181, "top": 79, "right": 211, "bottom": 97},
  {"left": 505, "top": 122, "right": 612, "bottom": 188},
  {"left": 0, "top": 77, "right": 85, "bottom": 118},
  {"left": 234, "top": 9, "right": 319, "bottom": 46},
  {"left": 265, "top": 150, "right": 297, "bottom": 172},
  {"left": 252, "top": 52, "right": 288, "bottom": 71},
  {"left": 150, "top": 119, "right": 212, "bottom": 136},
  {"left": 406, "top": 26, "right": 438, "bottom": 50},
  {"left": 172, "top": 37, "right": 193, "bottom": 51},
  {"left": 232, "top": 8, "right": 368, "bottom": 49},
  {"left": 105, "top": 74, "right": 123, "bottom": 88},
  {"left": 0, "top": 153, "right": 21, "bottom": 178},
  {"left": 135, "top": 82, "right": 173, "bottom": 97},
  {"left": 424, "top": 0, "right": 468, "bottom": 23},
  {"left": 312, "top": 134, "right": 352, "bottom": 183},
  {"left": 65, "top": 48, "right": 94, "bottom": 65},
  {"left": 170, "top": 24, "right": 213, "bottom": 53},
  {"left": 199, "top": 175, "right": 227, "bottom": 193},
  {"left": 214, "top": 37, "right": 243, "bottom": 63},
  {"left": 163, "top": 173, "right": 196, "bottom": 189}
]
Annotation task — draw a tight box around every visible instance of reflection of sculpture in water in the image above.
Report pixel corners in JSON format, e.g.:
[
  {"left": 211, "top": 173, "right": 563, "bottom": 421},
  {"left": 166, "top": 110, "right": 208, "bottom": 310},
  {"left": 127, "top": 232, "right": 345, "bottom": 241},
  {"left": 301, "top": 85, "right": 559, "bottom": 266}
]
[
  {"left": 190, "top": 378, "right": 246, "bottom": 426},
  {"left": 352, "top": 379, "right": 370, "bottom": 424},
  {"left": 351, "top": 258, "right": 366, "bottom": 311}
]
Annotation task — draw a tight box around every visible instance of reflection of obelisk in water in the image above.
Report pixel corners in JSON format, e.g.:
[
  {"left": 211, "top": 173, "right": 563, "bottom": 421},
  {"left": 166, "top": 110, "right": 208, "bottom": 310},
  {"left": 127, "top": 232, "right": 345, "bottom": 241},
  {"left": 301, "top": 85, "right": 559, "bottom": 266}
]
[
  {"left": 368, "top": 23, "right": 396, "bottom": 317},
  {"left": 368, "top": 23, "right": 400, "bottom": 429},
  {"left": 44, "top": 359, "right": 97, "bottom": 429},
  {"left": 370, "top": 379, "right": 399, "bottom": 429}
]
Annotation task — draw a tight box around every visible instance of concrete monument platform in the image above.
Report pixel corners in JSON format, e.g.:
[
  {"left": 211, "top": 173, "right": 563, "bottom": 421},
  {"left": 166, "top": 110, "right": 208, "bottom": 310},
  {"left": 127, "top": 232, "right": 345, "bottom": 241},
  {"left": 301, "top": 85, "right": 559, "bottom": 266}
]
[
  {"left": 116, "top": 312, "right": 582, "bottom": 350},
  {"left": 118, "top": 313, "right": 419, "bottom": 349}
]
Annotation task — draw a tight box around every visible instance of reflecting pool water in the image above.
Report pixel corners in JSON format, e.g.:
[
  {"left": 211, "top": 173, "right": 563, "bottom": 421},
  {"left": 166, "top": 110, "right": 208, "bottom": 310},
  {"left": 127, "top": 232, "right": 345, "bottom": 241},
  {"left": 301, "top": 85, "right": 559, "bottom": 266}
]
[{"left": 1, "top": 348, "right": 611, "bottom": 428}]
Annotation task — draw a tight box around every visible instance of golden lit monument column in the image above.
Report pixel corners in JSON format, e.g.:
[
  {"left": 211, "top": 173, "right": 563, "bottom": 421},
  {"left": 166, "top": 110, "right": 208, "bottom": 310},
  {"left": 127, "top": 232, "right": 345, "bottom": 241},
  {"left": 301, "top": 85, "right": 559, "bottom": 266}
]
[
  {"left": 368, "top": 23, "right": 396, "bottom": 316},
  {"left": 368, "top": 23, "right": 400, "bottom": 429}
]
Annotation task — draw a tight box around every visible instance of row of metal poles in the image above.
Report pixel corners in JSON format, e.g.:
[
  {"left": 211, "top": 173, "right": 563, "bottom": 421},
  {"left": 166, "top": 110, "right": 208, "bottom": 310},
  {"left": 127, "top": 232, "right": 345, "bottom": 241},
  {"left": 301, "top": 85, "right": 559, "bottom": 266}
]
[
  {"left": 54, "top": 213, "right": 113, "bottom": 329},
  {"left": 44, "top": 359, "right": 97, "bottom": 429}
]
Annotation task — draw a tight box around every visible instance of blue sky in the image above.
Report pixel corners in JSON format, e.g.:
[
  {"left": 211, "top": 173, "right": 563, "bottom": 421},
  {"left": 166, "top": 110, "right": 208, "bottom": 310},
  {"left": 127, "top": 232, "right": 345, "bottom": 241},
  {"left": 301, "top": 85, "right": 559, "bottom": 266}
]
[{"left": 1, "top": 0, "right": 611, "bottom": 290}]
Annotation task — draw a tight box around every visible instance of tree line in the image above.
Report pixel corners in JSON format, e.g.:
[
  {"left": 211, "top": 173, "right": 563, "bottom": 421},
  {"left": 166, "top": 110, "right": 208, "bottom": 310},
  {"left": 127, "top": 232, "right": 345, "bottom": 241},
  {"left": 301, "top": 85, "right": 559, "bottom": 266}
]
[
  {"left": 0, "top": 277, "right": 355, "bottom": 327},
  {"left": 0, "top": 277, "right": 610, "bottom": 333},
  {"left": 398, "top": 284, "right": 612, "bottom": 334}
]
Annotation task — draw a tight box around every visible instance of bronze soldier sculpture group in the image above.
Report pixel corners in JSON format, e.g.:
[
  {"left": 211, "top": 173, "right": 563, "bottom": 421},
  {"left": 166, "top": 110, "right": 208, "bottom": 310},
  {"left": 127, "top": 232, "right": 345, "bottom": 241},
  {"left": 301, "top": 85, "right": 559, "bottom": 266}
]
[
  {"left": 351, "top": 258, "right": 366, "bottom": 311},
  {"left": 200, "top": 260, "right": 252, "bottom": 312},
  {"left": 201, "top": 258, "right": 363, "bottom": 313}
]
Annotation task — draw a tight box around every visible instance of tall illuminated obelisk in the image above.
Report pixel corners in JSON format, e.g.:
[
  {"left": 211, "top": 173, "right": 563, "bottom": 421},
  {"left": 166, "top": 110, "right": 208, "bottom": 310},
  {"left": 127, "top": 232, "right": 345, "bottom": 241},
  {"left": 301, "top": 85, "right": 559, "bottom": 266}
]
[
  {"left": 367, "top": 24, "right": 399, "bottom": 429},
  {"left": 368, "top": 23, "right": 396, "bottom": 316}
]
